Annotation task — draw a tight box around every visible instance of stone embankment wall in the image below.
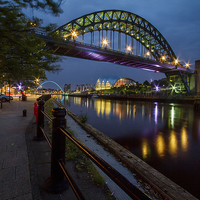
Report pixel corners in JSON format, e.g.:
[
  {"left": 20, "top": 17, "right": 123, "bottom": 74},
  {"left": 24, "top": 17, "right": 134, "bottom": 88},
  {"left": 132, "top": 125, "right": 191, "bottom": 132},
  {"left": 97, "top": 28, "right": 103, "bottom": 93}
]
[{"left": 54, "top": 99, "right": 198, "bottom": 200}]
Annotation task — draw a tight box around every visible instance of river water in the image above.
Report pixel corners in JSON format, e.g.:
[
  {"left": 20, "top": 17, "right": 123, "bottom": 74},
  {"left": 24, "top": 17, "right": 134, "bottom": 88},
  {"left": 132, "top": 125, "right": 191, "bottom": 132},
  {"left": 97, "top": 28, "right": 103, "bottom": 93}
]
[{"left": 59, "top": 95, "right": 200, "bottom": 199}]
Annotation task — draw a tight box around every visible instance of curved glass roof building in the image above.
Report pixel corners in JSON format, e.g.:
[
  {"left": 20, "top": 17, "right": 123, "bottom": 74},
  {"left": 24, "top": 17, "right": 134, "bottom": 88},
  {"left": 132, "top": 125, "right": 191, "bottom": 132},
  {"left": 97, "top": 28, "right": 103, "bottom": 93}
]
[{"left": 96, "top": 75, "right": 136, "bottom": 90}]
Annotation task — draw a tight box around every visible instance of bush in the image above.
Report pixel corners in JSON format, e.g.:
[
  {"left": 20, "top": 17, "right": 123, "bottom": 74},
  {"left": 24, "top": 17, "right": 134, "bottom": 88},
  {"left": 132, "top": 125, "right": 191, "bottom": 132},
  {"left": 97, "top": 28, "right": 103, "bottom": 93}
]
[{"left": 78, "top": 111, "right": 88, "bottom": 123}]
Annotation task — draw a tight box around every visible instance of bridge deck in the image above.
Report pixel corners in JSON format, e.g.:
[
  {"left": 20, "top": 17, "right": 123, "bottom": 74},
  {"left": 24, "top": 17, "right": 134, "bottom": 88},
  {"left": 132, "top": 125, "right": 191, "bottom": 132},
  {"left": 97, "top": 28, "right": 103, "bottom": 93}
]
[{"left": 40, "top": 35, "right": 194, "bottom": 74}]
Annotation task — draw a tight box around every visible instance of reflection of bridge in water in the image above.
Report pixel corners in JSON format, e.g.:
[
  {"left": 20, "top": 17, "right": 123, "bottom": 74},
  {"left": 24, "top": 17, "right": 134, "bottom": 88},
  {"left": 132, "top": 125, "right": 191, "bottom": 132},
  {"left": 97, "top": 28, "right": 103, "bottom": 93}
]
[{"left": 38, "top": 10, "right": 195, "bottom": 94}]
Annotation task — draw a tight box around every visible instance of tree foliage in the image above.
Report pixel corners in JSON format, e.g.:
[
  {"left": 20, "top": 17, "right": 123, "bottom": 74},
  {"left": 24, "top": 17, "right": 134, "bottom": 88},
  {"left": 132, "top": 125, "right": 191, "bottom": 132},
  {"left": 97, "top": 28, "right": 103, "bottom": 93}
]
[{"left": 0, "top": 0, "right": 64, "bottom": 86}]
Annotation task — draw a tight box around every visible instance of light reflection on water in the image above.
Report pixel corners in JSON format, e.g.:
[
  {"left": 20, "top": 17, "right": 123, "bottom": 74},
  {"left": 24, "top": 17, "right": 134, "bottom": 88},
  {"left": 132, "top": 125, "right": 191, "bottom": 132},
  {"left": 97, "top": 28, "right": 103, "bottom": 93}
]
[
  {"left": 156, "top": 132, "right": 165, "bottom": 157},
  {"left": 57, "top": 95, "right": 200, "bottom": 198}
]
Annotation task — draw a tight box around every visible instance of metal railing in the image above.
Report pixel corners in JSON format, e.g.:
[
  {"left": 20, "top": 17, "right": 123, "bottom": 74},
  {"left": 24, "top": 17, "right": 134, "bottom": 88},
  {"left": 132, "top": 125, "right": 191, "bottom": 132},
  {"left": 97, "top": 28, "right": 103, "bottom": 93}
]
[{"left": 34, "top": 99, "right": 151, "bottom": 200}]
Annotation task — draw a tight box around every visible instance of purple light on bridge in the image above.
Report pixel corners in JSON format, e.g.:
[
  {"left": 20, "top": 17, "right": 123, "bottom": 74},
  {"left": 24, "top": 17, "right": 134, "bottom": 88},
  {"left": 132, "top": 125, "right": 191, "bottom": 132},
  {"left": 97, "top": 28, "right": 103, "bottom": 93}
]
[{"left": 89, "top": 52, "right": 106, "bottom": 60}]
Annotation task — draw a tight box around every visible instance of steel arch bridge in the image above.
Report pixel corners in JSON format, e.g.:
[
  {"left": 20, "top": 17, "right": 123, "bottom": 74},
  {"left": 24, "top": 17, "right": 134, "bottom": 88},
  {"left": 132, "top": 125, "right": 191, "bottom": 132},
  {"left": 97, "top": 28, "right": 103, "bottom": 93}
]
[
  {"left": 57, "top": 10, "right": 177, "bottom": 63},
  {"left": 39, "top": 10, "right": 195, "bottom": 94},
  {"left": 34, "top": 81, "right": 64, "bottom": 94}
]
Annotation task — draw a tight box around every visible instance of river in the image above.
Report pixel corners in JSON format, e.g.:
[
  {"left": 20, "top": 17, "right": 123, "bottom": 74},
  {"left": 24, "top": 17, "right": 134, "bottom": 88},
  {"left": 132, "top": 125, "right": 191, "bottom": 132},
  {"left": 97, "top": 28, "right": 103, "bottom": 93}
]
[{"left": 59, "top": 95, "right": 200, "bottom": 199}]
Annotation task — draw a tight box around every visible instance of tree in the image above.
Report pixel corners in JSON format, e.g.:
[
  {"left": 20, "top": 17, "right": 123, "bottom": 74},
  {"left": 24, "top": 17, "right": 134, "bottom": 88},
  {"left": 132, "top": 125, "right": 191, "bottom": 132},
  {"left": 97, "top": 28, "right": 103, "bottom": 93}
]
[
  {"left": 0, "top": 0, "right": 64, "bottom": 87},
  {"left": 143, "top": 80, "right": 150, "bottom": 86}
]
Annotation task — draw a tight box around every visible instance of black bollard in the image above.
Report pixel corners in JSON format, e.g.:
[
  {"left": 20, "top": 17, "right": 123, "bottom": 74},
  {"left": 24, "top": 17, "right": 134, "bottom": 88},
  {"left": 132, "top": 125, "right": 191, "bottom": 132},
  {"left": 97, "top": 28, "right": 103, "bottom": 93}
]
[
  {"left": 33, "top": 100, "right": 45, "bottom": 141},
  {"left": 22, "top": 109, "right": 27, "bottom": 117},
  {"left": 44, "top": 107, "right": 69, "bottom": 193}
]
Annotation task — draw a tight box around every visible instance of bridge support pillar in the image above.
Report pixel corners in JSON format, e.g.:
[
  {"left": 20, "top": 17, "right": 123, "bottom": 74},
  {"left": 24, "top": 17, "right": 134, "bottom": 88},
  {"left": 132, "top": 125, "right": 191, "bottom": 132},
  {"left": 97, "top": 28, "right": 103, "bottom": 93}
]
[{"left": 195, "top": 60, "right": 200, "bottom": 94}]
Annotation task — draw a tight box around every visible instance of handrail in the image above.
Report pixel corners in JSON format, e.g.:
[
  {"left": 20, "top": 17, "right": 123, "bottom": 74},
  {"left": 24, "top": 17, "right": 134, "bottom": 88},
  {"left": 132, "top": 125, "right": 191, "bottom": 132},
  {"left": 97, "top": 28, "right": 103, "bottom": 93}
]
[
  {"left": 39, "top": 125, "right": 52, "bottom": 148},
  {"left": 59, "top": 126, "right": 150, "bottom": 200},
  {"left": 58, "top": 161, "right": 86, "bottom": 200},
  {"left": 34, "top": 99, "right": 152, "bottom": 199},
  {"left": 34, "top": 100, "right": 85, "bottom": 199},
  {"left": 41, "top": 110, "right": 52, "bottom": 122}
]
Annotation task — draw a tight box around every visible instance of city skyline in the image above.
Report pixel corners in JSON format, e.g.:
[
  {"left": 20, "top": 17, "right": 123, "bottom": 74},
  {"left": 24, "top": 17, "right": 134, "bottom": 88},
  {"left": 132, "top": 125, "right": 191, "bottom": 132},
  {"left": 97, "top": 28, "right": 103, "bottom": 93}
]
[{"left": 26, "top": 0, "right": 200, "bottom": 90}]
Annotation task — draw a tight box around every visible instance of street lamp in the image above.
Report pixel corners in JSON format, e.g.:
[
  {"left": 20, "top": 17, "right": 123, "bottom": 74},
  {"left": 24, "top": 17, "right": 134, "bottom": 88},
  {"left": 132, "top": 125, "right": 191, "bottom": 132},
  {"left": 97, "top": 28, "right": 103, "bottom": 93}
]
[
  {"left": 35, "top": 78, "right": 40, "bottom": 86},
  {"left": 146, "top": 51, "right": 150, "bottom": 58},
  {"left": 184, "top": 62, "right": 191, "bottom": 69},
  {"left": 102, "top": 38, "right": 109, "bottom": 47},
  {"left": 161, "top": 55, "right": 166, "bottom": 62},
  {"left": 174, "top": 58, "right": 179, "bottom": 66},
  {"left": 71, "top": 30, "right": 78, "bottom": 40},
  {"left": 126, "top": 45, "right": 132, "bottom": 53}
]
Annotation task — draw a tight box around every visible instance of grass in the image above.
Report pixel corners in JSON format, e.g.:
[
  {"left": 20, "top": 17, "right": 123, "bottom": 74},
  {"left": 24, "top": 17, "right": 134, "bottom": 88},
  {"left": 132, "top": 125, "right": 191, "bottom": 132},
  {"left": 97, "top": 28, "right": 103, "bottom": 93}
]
[
  {"left": 78, "top": 110, "right": 88, "bottom": 123},
  {"left": 44, "top": 99, "right": 55, "bottom": 117},
  {"left": 44, "top": 98, "right": 105, "bottom": 187},
  {"left": 65, "top": 128, "right": 105, "bottom": 187},
  {"left": 44, "top": 99, "right": 55, "bottom": 137}
]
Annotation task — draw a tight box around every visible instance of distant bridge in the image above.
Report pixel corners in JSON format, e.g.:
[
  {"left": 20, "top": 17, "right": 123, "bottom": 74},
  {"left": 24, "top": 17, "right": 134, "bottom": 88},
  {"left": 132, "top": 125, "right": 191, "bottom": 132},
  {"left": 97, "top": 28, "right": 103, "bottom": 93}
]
[
  {"left": 38, "top": 10, "right": 195, "bottom": 94},
  {"left": 34, "top": 81, "right": 65, "bottom": 94}
]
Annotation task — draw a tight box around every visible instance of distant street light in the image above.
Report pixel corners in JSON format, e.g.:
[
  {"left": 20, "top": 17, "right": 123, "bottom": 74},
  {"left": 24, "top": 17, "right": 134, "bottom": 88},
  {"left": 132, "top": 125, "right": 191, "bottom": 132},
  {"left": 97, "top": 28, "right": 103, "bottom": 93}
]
[
  {"left": 184, "top": 62, "right": 191, "bottom": 69},
  {"left": 126, "top": 45, "right": 132, "bottom": 53},
  {"left": 102, "top": 38, "right": 109, "bottom": 48},
  {"left": 174, "top": 58, "right": 179, "bottom": 65},
  {"left": 161, "top": 55, "right": 166, "bottom": 62},
  {"left": 71, "top": 30, "right": 78, "bottom": 41},
  {"left": 146, "top": 51, "right": 150, "bottom": 58}
]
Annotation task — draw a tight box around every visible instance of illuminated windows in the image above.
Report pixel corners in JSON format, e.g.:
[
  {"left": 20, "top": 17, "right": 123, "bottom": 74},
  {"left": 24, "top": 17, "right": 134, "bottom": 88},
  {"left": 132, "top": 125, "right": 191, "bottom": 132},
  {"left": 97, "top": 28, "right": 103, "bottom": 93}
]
[{"left": 95, "top": 76, "right": 135, "bottom": 90}]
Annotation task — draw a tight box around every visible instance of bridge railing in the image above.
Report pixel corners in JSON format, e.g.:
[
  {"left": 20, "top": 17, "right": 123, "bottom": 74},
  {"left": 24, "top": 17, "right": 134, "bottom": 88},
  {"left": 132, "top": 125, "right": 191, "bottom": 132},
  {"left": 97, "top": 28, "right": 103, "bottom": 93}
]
[
  {"left": 36, "top": 31, "right": 156, "bottom": 61},
  {"left": 34, "top": 99, "right": 151, "bottom": 200},
  {"left": 36, "top": 31, "right": 194, "bottom": 73}
]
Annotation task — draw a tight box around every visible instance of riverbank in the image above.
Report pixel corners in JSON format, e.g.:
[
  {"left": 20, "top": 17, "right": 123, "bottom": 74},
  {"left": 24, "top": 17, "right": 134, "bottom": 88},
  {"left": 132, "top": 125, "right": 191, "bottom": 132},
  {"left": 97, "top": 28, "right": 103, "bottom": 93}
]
[
  {"left": 54, "top": 98, "right": 198, "bottom": 200},
  {"left": 68, "top": 93, "right": 195, "bottom": 104}
]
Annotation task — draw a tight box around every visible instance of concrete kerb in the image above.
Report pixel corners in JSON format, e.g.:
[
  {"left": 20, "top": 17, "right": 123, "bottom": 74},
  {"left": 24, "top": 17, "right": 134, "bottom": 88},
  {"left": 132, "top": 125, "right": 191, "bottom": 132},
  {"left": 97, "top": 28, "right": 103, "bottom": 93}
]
[{"left": 53, "top": 99, "right": 198, "bottom": 200}]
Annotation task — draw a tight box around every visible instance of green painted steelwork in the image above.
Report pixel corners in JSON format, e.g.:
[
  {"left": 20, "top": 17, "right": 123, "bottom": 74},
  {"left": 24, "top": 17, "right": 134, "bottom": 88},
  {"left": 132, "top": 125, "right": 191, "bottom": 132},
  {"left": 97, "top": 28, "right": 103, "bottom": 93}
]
[{"left": 56, "top": 10, "right": 177, "bottom": 64}]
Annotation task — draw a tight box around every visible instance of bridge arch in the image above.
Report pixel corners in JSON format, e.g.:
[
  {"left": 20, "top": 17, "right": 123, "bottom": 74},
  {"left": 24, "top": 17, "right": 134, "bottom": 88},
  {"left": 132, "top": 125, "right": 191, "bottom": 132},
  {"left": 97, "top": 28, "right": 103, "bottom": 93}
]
[
  {"left": 56, "top": 10, "right": 177, "bottom": 64},
  {"left": 34, "top": 81, "right": 64, "bottom": 94}
]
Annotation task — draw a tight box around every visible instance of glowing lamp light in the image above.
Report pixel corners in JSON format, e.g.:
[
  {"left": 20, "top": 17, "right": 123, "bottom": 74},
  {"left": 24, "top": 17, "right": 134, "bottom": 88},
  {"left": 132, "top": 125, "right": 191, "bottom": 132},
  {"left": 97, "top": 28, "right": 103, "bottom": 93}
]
[
  {"left": 184, "top": 62, "right": 191, "bottom": 69},
  {"left": 172, "top": 86, "right": 175, "bottom": 90},
  {"left": 146, "top": 51, "right": 150, "bottom": 56},
  {"left": 30, "top": 22, "right": 36, "bottom": 27},
  {"left": 102, "top": 38, "right": 109, "bottom": 47},
  {"left": 161, "top": 55, "right": 166, "bottom": 61},
  {"left": 156, "top": 86, "right": 159, "bottom": 91},
  {"left": 174, "top": 59, "right": 179, "bottom": 65},
  {"left": 17, "top": 83, "right": 22, "bottom": 90},
  {"left": 126, "top": 46, "right": 132, "bottom": 52},
  {"left": 71, "top": 30, "right": 78, "bottom": 39}
]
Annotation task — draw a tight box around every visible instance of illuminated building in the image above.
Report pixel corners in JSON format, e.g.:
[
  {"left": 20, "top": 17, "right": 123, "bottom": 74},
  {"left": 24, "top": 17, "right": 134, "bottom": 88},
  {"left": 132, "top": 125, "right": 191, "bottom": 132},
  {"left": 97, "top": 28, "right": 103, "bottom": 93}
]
[
  {"left": 86, "top": 84, "right": 95, "bottom": 91},
  {"left": 64, "top": 84, "right": 71, "bottom": 93},
  {"left": 95, "top": 75, "right": 136, "bottom": 90}
]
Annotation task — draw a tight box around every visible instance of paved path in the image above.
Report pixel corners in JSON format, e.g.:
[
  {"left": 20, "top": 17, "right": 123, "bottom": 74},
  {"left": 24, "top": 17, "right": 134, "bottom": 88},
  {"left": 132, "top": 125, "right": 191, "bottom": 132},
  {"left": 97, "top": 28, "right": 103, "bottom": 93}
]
[
  {"left": 0, "top": 96, "right": 37, "bottom": 200},
  {"left": 0, "top": 96, "right": 113, "bottom": 200}
]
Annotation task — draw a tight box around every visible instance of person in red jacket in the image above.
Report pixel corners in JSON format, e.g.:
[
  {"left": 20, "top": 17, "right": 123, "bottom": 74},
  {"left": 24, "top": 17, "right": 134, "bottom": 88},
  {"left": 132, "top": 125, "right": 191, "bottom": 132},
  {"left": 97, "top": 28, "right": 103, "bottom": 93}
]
[{"left": 34, "top": 102, "right": 38, "bottom": 123}]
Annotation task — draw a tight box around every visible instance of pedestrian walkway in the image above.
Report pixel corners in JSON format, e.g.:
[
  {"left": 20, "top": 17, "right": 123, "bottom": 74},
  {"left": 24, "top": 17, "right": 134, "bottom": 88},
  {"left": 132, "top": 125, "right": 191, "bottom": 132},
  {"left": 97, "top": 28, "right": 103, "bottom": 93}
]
[
  {"left": 0, "top": 96, "right": 114, "bottom": 200},
  {"left": 0, "top": 96, "right": 37, "bottom": 200}
]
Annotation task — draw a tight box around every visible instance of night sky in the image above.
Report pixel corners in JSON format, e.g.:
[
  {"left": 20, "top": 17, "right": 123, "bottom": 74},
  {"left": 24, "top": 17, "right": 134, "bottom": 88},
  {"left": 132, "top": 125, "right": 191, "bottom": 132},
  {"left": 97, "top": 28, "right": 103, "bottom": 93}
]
[{"left": 26, "top": 0, "right": 200, "bottom": 90}]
